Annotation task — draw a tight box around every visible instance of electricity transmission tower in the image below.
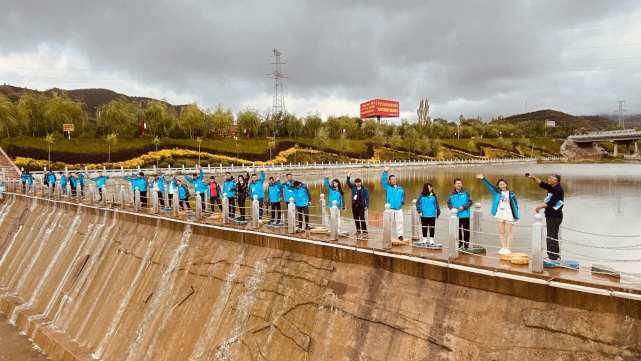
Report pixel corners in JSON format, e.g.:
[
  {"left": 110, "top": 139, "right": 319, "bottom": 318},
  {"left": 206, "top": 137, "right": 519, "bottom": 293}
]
[
  {"left": 616, "top": 100, "right": 626, "bottom": 129},
  {"left": 268, "top": 49, "right": 287, "bottom": 115}
]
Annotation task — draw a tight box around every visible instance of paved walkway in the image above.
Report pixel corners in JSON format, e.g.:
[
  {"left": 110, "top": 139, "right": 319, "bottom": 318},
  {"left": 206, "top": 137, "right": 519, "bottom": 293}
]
[{"left": 0, "top": 317, "right": 48, "bottom": 361}]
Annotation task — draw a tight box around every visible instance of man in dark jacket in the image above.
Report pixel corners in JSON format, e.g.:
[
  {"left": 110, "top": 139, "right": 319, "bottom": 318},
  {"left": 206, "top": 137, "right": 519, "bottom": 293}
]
[
  {"left": 346, "top": 173, "right": 369, "bottom": 235},
  {"left": 529, "top": 173, "right": 564, "bottom": 261}
]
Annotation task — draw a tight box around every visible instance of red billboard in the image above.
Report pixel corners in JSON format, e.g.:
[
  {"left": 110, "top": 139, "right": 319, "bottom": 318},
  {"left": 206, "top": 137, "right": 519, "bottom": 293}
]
[{"left": 360, "top": 98, "right": 400, "bottom": 119}]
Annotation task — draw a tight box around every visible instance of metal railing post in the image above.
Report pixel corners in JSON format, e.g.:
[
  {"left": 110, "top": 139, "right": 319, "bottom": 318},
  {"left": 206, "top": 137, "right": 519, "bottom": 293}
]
[
  {"left": 172, "top": 190, "right": 179, "bottom": 216},
  {"left": 411, "top": 199, "right": 419, "bottom": 241},
  {"left": 287, "top": 197, "right": 296, "bottom": 234},
  {"left": 530, "top": 213, "right": 544, "bottom": 273},
  {"left": 447, "top": 208, "right": 459, "bottom": 260},
  {"left": 163, "top": 190, "right": 169, "bottom": 211},
  {"left": 222, "top": 194, "right": 229, "bottom": 224},
  {"left": 134, "top": 188, "right": 140, "bottom": 212},
  {"left": 119, "top": 185, "right": 126, "bottom": 208},
  {"left": 251, "top": 195, "right": 260, "bottom": 229},
  {"left": 472, "top": 202, "right": 482, "bottom": 249},
  {"left": 152, "top": 190, "right": 159, "bottom": 214},
  {"left": 381, "top": 203, "right": 392, "bottom": 249},
  {"left": 320, "top": 193, "right": 328, "bottom": 226},
  {"left": 329, "top": 200, "right": 339, "bottom": 241},
  {"left": 195, "top": 193, "right": 202, "bottom": 218}
]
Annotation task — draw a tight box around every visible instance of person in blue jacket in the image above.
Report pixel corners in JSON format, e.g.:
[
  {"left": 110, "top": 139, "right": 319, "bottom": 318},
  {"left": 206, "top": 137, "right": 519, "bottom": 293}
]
[
  {"left": 477, "top": 174, "right": 519, "bottom": 255},
  {"left": 346, "top": 173, "right": 369, "bottom": 235},
  {"left": 44, "top": 170, "right": 56, "bottom": 196},
  {"left": 68, "top": 172, "right": 79, "bottom": 196},
  {"left": 293, "top": 180, "right": 311, "bottom": 231},
  {"left": 447, "top": 178, "right": 473, "bottom": 249},
  {"left": 185, "top": 167, "right": 207, "bottom": 212},
  {"left": 416, "top": 182, "right": 441, "bottom": 245},
  {"left": 77, "top": 169, "right": 86, "bottom": 196},
  {"left": 19, "top": 168, "right": 34, "bottom": 193},
  {"left": 381, "top": 167, "right": 406, "bottom": 241},
  {"left": 323, "top": 177, "right": 345, "bottom": 210},
  {"left": 222, "top": 172, "right": 237, "bottom": 218},
  {"left": 283, "top": 173, "right": 296, "bottom": 204},
  {"left": 176, "top": 179, "right": 191, "bottom": 211},
  {"left": 124, "top": 172, "right": 148, "bottom": 208},
  {"left": 154, "top": 174, "right": 166, "bottom": 208},
  {"left": 267, "top": 176, "right": 284, "bottom": 225},
  {"left": 248, "top": 170, "right": 266, "bottom": 218},
  {"left": 60, "top": 172, "right": 68, "bottom": 195},
  {"left": 90, "top": 172, "right": 109, "bottom": 201}
]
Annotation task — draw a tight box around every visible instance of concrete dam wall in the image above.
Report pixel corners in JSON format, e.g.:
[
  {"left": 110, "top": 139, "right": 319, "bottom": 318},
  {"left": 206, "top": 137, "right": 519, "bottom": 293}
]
[{"left": 0, "top": 194, "right": 639, "bottom": 361}]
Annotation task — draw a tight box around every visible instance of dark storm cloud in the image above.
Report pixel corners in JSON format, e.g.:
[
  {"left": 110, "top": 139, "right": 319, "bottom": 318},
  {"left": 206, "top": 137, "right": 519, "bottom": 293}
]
[{"left": 0, "top": 0, "right": 640, "bottom": 118}]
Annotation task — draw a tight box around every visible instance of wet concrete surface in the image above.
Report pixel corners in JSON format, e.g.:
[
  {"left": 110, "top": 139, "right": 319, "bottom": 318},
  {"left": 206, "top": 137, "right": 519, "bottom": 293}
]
[{"left": 0, "top": 316, "right": 48, "bottom": 361}]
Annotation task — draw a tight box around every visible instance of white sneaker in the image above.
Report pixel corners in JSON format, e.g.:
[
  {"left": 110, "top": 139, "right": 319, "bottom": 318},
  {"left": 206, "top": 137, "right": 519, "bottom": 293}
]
[
  {"left": 504, "top": 248, "right": 512, "bottom": 255},
  {"left": 415, "top": 237, "right": 428, "bottom": 245},
  {"left": 498, "top": 248, "right": 509, "bottom": 255},
  {"left": 429, "top": 237, "right": 435, "bottom": 245}
]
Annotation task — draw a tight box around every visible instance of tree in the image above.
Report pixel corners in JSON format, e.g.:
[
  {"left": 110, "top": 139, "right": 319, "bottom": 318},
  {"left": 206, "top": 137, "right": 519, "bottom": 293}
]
[
  {"left": 44, "top": 133, "right": 56, "bottom": 166},
  {"left": 404, "top": 128, "right": 419, "bottom": 154},
  {"left": 237, "top": 109, "right": 262, "bottom": 138},
  {"left": 208, "top": 105, "right": 234, "bottom": 136},
  {"left": 284, "top": 114, "right": 303, "bottom": 138},
  {"left": 177, "top": 103, "right": 206, "bottom": 139},
  {"left": 105, "top": 133, "right": 118, "bottom": 163},
  {"left": 302, "top": 114, "right": 322, "bottom": 137},
  {"left": 0, "top": 95, "right": 17, "bottom": 138},
  {"left": 43, "top": 93, "right": 87, "bottom": 135},
  {"left": 97, "top": 98, "right": 140, "bottom": 137},
  {"left": 145, "top": 101, "right": 176, "bottom": 137},
  {"left": 16, "top": 93, "right": 48, "bottom": 136},
  {"left": 152, "top": 136, "right": 161, "bottom": 151}
]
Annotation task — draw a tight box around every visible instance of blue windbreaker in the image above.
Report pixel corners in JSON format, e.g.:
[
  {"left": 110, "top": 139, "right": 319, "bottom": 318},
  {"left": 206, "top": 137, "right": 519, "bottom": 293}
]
[
  {"left": 323, "top": 177, "right": 344, "bottom": 209},
  {"left": 223, "top": 179, "right": 237, "bottom": 198},
  {"left": 46, "top": 172, "right": 56, "bottom": 185},
  {"left": 417, "top": 193, "right": 440, "bottom": 218},
  {"left": 78, "top": 172, "right": 86, "bottom": 186},
  {"left": 60, "top": 175, "right": 68, "bottom": 188},
  {"left": 293, "top": 185, "right": 310, "bottom": 207},
  {"left": 283, "top": 180, "right": 296, "bottom": 203},
  {"left": 20, "top": 173, "right": 34, "bottom": 186},
  {"left": 178, "top": 184, "right": 189, "bottom": 200},
  {"left": 447, "top": 189, "right": 473, "bottom": 218},
  {"left": 156, "top": 177, "right": 166, "bottom": 192},
  {"left": 249, "top": 171, "right": 266, "bottom": 200},
  {"left": 125, "top": 176, "right": 147, "bottom": 192},
  {"left": 93, "top": 175, "right": 108, "bottom": 188},
  {"left": 186, "top": 169, "right": 208, "bottom": 194},
  {"left": 481, "top": 178, "right": 519, "bottom": 220},
  {"left": 69, "top": 176, "right": 79, "bottom": 189},
  {"left": 381, "top": 171, "right": 405, "bottom": 210},
  {"left": 268, "top": 181, "right": 283, "bottom": 203}
]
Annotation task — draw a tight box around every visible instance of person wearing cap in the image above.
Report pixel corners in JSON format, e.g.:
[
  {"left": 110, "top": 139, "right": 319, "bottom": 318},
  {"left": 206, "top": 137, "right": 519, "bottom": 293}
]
[
  {"left": 528, "top": 173, "right": 564, "bottom": 262},
  {"left": 346, "top": 173, "right": 369, "bottom": 236}
]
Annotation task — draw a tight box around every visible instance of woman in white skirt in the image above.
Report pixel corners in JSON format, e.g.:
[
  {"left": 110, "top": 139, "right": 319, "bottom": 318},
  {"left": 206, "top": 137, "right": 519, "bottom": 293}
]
[{"left": 477, "top": 174, "right": 520, "bottom": 255}]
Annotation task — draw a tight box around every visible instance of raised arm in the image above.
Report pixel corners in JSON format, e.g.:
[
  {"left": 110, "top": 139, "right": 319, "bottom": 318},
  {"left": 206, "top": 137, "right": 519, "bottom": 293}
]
[
  {"left": 346, "top": 175, "right": 354, "bottom": 189},
  {"left": 381, "top": 171, "right": 389, "bottom": 188},
  {"left": 323, "top": 177, "right": 331, "bottom": 190}
]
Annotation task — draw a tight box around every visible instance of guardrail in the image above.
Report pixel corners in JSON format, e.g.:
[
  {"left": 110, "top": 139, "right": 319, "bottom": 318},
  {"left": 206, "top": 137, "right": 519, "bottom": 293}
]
[
  {"left": 4, "top": 170, "right": 638, "bottom": 295},
  {"left": 24, "top": 156, "right": 565, "bottom": 178}
]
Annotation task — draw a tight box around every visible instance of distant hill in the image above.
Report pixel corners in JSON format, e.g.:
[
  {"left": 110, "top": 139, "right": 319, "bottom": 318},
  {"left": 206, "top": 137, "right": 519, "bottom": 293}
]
[
  {"left": 0, "top": 84, "right": 180, "bottom": 117},
  {"left": 503, "top": 109, "right": 615, "bottom": 130}
]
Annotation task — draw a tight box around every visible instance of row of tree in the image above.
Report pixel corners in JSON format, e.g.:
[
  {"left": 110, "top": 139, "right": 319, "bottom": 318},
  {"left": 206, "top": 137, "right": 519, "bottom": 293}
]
[{"left": 0, "top": 91, "right": 574, "bottom": 141}]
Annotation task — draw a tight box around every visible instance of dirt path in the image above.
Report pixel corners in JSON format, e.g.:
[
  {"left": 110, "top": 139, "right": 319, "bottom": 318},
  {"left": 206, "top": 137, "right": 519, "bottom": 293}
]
[{"left": 0, "top": 317, "right": 48, "bottom": 361}]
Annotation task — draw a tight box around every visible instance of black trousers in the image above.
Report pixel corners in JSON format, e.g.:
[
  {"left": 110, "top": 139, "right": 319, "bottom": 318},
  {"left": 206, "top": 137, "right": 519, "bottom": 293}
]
[
  {"left": 158, "top": 191, "right": 164, "bottom": 207},
  {"left": 228, "top": 197, "right": 236, "bottom": 218},
  {"left": 296, "top": 206, "right": 309, "bottom": 229},
  {"left": 237, "top": 195, "right": 246, "bottom": 220},
  {"left": 458, "top": 218, "right": 470, "bottom": 248},
  {"left": 421, "top": 217, "right": 436, "bottom": 238},
  {"left": 168, "top": 193, "right": 174, "bottom": 208},
  {"left": 546, "top": 216, "right": 563, "bottom": 260},
  {"left": 210, "top": 196, "right": 222, "bottom": 212},
  {"left": 352, "top": 204, "right": 367, "bottom": 233},
  {"left": 140, "top": 190, "right": 148, "bottom": 208},
  {"left": 197, "top": 192, "right": 206, "bottom": 211},
  {"left": 270, "top": 202, "right": 282, "bottom": 223},
  {"left": 98, "top": 187, "right": 104, "bottom": 200}
]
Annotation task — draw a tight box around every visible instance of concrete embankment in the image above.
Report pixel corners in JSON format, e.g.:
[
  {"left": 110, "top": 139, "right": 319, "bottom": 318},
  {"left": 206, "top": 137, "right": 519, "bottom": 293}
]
[{"left": 0, "top": 194, "right": 639, "bottom": 360}]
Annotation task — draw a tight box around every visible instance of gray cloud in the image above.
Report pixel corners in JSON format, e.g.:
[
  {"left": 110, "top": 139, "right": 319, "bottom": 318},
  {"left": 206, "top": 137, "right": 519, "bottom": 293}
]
[{"left": 0, "top": 0, "right": 640, "bottom": 119}]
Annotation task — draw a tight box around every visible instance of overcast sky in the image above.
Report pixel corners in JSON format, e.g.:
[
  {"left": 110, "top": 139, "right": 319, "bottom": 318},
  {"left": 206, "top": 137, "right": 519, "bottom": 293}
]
[{"left": 1, "top": 0, "right": 640, "bottom": 120}]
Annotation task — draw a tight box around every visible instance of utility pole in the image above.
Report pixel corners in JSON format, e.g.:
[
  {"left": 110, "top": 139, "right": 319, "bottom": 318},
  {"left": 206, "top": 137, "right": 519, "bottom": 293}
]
[
  {"left": 616, "top": 100, "right": 626, "bottom": 129},
  {"left": 268, "top": 49, "right": 287, "bottom": 115}
]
